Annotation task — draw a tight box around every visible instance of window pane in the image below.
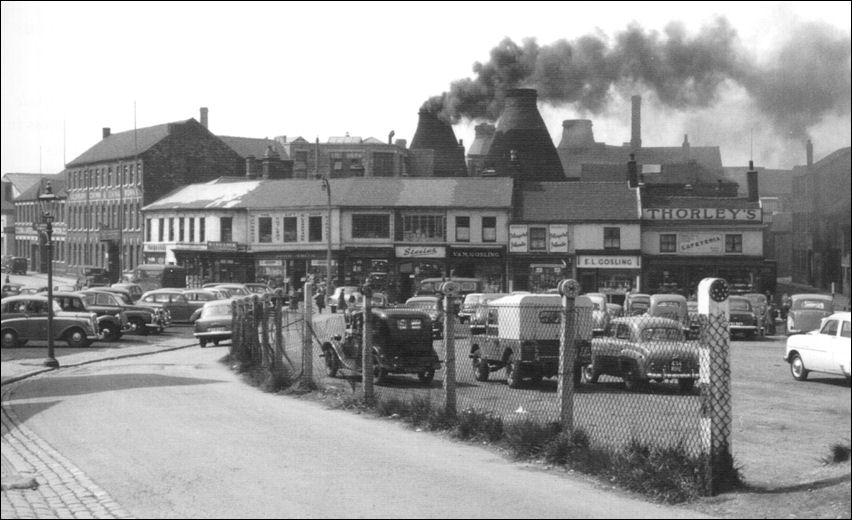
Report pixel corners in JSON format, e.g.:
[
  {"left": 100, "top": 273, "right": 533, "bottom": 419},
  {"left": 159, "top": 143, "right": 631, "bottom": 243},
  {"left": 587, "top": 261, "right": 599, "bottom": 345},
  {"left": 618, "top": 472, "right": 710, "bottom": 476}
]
[
  {"left": 258, "top": 217, "right": 272, "bottom": 243},
  {"left": 283, "top": 217, "right": 298, "bottom": 242},
  {"left": 352, "top": 214, "right": 390, "bottom": 239},
  {"left": 308, "top": 216, "right": 323, "bottom": 242},
  {"left": 456, "top": 216, "right": 470, "bottom": 242},
  {"left": 482, "top": 216, "right": 497, "bottom": 242},
  {"left": 530, "top": 227, "right": 547, "bottom": 250}
]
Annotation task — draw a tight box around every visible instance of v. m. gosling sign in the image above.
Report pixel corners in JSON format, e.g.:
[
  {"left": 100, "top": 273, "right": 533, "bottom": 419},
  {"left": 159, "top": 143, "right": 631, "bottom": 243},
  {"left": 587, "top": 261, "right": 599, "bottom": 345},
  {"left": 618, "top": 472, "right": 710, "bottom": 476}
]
[{"left": 643, "top": 208, "right": 761, "bottom": 222}]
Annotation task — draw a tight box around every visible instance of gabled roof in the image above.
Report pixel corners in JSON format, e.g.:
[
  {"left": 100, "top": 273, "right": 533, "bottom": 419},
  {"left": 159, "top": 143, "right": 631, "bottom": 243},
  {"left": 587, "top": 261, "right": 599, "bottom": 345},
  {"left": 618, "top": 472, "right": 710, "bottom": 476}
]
[
  {"left": 143, "top": 177, "right": 515, "bottom": 211},
  {"left": 519, "top": 182, "right": 640, "bottom": 221},
  {"left": 2, "top": 173, "right": 50, "bottom": 197},
  {"left": 16, "top": 172, "right": 67, "bottom": 201},
  {"left": 66, "top": 119, "right": 194, "bottom": 167},
  {"left": 218, "top": 136, "right": 289, "bottom": 160}
]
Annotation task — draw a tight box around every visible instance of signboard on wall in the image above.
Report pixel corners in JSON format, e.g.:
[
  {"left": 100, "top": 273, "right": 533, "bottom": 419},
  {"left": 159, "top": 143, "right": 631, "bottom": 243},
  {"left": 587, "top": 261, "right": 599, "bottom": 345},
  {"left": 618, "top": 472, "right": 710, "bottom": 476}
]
[
  {"left": 676, "top": 232, "right": 725, "bottom": 255},
  {"left": 577, "top": 255, "right": 641, "bottom": 269},
  {"left": 509, "top": 225, "right": 528, "bottom": 253},
  {"left": 549, "top": 224, "right": 568, "bottom": 253},
  {"left": 643, "top": 207, "right": 761, "bottom": 222},
  {"left": 395, "top": 246, "right": 446, "bottom": 258}
]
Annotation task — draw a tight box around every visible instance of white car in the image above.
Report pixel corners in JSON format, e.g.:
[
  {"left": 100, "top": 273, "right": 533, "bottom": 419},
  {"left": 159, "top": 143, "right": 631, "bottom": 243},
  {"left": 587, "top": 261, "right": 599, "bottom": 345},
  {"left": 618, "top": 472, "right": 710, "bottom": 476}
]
[{"left": 784, "top": 312, "right": 851, "bottom": 382}]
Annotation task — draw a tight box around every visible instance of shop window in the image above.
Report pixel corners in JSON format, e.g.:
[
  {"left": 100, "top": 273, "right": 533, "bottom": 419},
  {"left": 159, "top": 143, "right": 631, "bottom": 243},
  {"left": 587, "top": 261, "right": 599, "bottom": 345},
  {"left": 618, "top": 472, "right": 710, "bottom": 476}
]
[
  {"left": 725, "top": 234, "right": 743, "bottom": 253},
  {"left": 178, "top": 218, "right": 185, "bottom": 242},
  {"left": 220, "top": 217, "right": 233, "bottom": 242},
  {"left": 482, "top": 216, "right": 497, "bottom": 242},
  {"left": 283, "top": 217, "right": 297, "bottom": 242},
  {"left": 199, "top": 218, "right": 205, "bottom": 243},
  {"left": 158, "top": 218, "right": 164, "bottom": 242},
  {"left": 352, "top": 214, "right": 389, "bottom": 239},
  {"left": 188, "top": 218, "right": 195, "bottom": 242},
  {"left": 660, "top": 233, "right": 676, "bottom": 253},
  {"left": 168, "top": 218, "right": 175, "bottom": 242},
  {"left": 401, "top": 214, "right": 444, "bottom": 242},
  {"left": 146, "top": 218, "right": 151, "bottom": 242},
  {"left": 455, "top": 216, "right": 470, "bottom": 242},
  {"left": 308, "top": 216, "right": 323, "bottom": 242},
  {"left": 604, "top": 227, "right": 620, "bottom": 250},
  {"left": 529, "top": 227, "right": 547, "bottom": 251},
  {"left": 258, "top": 217, "right": 272, "bottom": 243}
]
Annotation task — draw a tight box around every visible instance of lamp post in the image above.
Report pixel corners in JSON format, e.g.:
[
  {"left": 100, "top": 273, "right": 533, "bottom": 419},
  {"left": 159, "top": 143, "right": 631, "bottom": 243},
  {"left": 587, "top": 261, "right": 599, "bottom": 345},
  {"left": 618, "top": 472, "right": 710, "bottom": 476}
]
[
  {"left": 320, "top": 176, "right": 333, "bottom": 310},
  {"left": 38, "top": 181, "right": 59, "bottom": 368}
]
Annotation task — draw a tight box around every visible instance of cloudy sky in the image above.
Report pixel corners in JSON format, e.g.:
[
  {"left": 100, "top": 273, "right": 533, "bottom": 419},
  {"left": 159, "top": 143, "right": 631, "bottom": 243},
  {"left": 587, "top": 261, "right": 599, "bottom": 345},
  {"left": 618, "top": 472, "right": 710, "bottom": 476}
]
[{"left": 2, "top": 1, "right": 850, "bottom": 176}]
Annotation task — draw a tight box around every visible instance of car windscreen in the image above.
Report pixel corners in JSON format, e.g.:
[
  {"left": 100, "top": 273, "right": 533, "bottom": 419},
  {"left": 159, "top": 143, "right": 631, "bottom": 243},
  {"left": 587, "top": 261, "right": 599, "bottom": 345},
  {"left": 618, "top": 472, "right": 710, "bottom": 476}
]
[
  {"left": 729, "top": 299, "right": 752, "bottom": 311},
  {"left": 791, "top": 299, "right": 831, "bottom": 311},
  {"left": 113, "top": 293, "right": 132, "bottom": 305},
  {"left": 201, "top": 304, "right": 232, "bottom": 318},
  {"left": 641, "top": 327, "right": 683, "bottom": 342}
]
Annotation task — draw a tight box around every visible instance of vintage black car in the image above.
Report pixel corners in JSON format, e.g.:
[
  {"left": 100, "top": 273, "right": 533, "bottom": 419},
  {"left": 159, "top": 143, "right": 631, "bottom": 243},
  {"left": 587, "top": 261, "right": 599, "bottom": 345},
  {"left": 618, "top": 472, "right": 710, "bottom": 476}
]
[
  {"left": 81, "top": 289, "right": 164, "bottom": 335},
  {"left": 321, "top": 307, "right": 441, "bottom": 385},
  {"left": 1, "top": 295, "right": 100, "bottom": 348},
  {"left": 51, "top": 291, "right": 129, "bottom": 341}
]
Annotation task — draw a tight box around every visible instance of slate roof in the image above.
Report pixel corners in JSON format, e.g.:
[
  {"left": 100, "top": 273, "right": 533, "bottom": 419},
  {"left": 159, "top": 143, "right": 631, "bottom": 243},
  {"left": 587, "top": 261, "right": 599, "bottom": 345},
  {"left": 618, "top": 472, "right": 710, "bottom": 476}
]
[
  {"left": 66, "top": 119, "right": 194, "bottom": 167},
  {"left": 218, "top": 136, "right": 289, "bottom": 160},
  {"left": 559, "top": 143, "right": 724, "bottom": 180},
  {"left": 2, "top": 173, "right": 50, "bottom": 197},
  {"left": 16, "top": 172, "right": 67, "bottom": 201},
  {"left": 143, "top": 177, "right": 515, "bottom": 211},
  {"left": 723, "top": 166, "right": 792, "bottom": 197},
  {"left": 641, "top": 194, "right": 761, "bottom": 210},
  {"left": 518, "top": 182, "right": 640, "bottom": 221}
]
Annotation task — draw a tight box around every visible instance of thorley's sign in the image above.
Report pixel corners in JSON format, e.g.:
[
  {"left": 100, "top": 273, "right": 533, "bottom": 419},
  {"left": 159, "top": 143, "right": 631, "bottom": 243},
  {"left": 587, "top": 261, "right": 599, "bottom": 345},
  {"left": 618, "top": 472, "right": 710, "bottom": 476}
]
[{"left": 643, "top": 208, "right": 761, "bottom": 222}]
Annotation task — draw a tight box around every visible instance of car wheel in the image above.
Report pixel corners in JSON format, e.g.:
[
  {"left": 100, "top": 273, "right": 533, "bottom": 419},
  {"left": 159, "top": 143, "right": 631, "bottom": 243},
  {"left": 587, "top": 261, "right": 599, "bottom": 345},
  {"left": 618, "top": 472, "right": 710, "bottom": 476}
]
[
  {"left": 678, "top": 378, "right": 695, "bottom": 393},
  {"left": 790, "top": 353, "right": 809, "bottom": 381},
  {"left": 199, "top": 339, "right": 208, "bottom": 348},
  {"left": 65, "top": 328, "right": 90, "bottom": 348},
  {"left": 372, "top": 363, "right": 387, "bottom": 385},
  {"left": 213, "top": 340, "right": 220, "bottom": 346},
  {"left": 100, "top": 323, "right": 120, "bottom": 342},
  {"left": 623, "top": 365, "right": 646, "bottom": 392},
  {"left": 417, "top": 370, "right": 435, "bottom": 384},
  {"left": 473, "top": 355, "right": 490, "bottom": 382},
  {"left": 323, "top": 344, "right": 339, "bottom": 378},
  {"left": 505, "top": 355, "right": 521, "bottom": 389},
  {"left": 2, "top": 329, "right": 19, "bottom": 349}
]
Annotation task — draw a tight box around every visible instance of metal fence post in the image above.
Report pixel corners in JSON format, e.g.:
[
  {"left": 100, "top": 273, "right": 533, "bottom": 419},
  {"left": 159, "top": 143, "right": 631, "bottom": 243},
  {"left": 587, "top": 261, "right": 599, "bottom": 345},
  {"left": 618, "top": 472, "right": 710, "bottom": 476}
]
[
  {"left": 230, "top": 299, "right": 240, "bottom": 359},
  {"left": 362, "top": 283, "right": 374, "bottom": 401},
  {"left": 697, "top": 277, "right": 733, "bottom": 495},
  {"left": 303, "top": 282, "right": 314, "bottom": 385},
  {"left": 558, "top": 279, "right": 579, "bottom": 433},
  {"left": 274, "top": 295, "right": 283, "bottom": 372},
  {"left": 441, "top": 281, "right": 460, "bottom": 417},
  {"left": 261, "top": 295, "right": 270, "bottom": 368}
]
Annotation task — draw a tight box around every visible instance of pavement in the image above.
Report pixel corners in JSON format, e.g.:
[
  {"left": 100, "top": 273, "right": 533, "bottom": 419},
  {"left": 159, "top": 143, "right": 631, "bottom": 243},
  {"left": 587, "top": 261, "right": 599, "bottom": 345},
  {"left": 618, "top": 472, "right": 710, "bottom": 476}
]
[{"left": 2, "top": 271, "right": 198, "bottom": 518}]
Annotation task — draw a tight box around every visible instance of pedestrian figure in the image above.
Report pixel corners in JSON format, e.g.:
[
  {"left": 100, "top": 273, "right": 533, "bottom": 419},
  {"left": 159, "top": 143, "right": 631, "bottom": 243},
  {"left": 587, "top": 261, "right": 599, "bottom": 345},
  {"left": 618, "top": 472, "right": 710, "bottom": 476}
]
[{"left": 314, "top": 291, "right": 326, "bottom": 314}]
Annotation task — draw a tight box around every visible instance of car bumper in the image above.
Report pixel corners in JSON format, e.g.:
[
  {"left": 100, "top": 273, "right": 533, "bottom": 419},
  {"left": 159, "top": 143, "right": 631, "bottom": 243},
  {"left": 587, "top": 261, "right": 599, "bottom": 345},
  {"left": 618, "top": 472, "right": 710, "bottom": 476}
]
[
  {"left": 194, "top": 331, "right": 232, "bottom": 340},
  {"left": 728, "top": 325, "right": 757, "bottom": 333}
]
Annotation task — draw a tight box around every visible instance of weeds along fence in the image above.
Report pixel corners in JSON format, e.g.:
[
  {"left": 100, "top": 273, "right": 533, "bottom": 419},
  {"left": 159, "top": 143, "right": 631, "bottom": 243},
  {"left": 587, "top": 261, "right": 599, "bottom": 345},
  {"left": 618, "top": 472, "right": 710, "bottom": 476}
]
[{"left": 230, "top": 286, "right": 733, "bottom": 494}]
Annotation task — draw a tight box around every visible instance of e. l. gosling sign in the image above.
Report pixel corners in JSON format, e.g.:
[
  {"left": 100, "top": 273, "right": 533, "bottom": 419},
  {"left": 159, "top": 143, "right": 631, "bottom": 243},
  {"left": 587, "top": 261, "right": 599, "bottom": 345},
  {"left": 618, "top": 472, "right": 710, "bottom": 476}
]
[
  {"left": 578, "top": 255, "right": 641, "bottom": 269},
  {"left": 643, "top": 208, "right": 761, "bottom": 222}
]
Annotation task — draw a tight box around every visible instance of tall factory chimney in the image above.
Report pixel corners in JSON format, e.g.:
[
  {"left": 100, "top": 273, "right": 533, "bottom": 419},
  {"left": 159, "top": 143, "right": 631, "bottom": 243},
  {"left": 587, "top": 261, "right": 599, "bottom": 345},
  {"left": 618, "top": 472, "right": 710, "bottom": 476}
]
[
  {"left": 484, "top": 88, "right": 564, "bottom": 181},
  {"left": 410, "top": 109, "right": 467, "bottom": 177},
  {"left": 631, "top": 95, "right": 642, "bottom": 150}
]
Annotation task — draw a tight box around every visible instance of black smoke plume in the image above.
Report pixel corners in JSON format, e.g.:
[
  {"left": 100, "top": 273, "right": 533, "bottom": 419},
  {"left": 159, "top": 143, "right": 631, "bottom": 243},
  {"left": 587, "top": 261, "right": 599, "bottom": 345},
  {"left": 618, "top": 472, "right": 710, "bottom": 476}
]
[{"left": 423, "top": 17, "right": 851, "bottom": 139}]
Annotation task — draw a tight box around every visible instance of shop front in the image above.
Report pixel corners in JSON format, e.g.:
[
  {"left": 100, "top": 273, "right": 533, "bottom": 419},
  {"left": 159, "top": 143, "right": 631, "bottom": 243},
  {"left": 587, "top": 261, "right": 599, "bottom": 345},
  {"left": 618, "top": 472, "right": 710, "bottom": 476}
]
[
  {"left": 343, "top": 247, "right": 393, "bottom": 292},
  {"left": 448, "top": 246, "right": 506, "bottom": 293},
  {"left": 643, "top": 255, "right": 774, "bottom": 297},
  {"left": 173, "top": 241, "right": 254, "bottom": 286},
  {"left": 394, "top": 245, "right": 447, "bottom": 301},
  {"left": 507, "top": 223, "right": 571, "bottom": 293},
  {"left": 575, "top": 253, "right": 642, "bottom": 304}
]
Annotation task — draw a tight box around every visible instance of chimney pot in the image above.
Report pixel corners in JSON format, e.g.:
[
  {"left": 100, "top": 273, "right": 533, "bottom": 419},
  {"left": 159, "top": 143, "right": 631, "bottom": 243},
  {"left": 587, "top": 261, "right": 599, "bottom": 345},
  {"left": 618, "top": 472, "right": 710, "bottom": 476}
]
[
  {"left": 245, "top": 156, "right": 256, "bottom": 178},
  {"left": 200, "top": 107, "right": 209, "bottom": 129},
  {"left": 102, "top": 127, "right": 111, "bottom": 139}
]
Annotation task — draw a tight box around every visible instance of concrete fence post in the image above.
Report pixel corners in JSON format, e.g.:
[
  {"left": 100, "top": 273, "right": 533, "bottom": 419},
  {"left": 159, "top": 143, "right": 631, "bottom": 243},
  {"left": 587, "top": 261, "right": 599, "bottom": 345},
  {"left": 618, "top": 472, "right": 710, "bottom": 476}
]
[
  {"left": 362, "top": 283, "right": 374, "bottom": 401},
  {"left": 303, "top": 282, "right": 314, "bottom": 385},
  {"left": 260, "top": 296, "right": 270, "bottom": 368},
  {"left": 697, "top": 277, "right": 733, "bottom": 495},
  {"left": 273, "top": 296, "right": 283, "bottom": 372},
  {"left": 441, "top": 281, "right": 460, "bottom": 417},
  {"left": 558, "top": 279, "right": 579, "bottom": 433}
]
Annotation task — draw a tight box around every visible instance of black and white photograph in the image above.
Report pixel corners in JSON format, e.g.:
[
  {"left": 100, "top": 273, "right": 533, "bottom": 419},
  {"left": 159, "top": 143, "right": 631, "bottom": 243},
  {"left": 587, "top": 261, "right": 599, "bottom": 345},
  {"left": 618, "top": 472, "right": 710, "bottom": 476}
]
[{"left": 2, "top": 1, "right": 850, "bottom": 518}]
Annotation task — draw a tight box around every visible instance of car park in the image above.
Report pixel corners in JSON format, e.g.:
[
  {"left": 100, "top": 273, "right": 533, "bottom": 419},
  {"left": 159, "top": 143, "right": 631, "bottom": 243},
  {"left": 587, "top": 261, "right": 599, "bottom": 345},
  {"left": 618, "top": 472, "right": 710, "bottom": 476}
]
[
  {"left": 81, "top": 289, "right": 163, "bottom": 336},
  {"left": 586, "top": 316, "right": 699, "bottom": 393},
  {"left": 469, "top": 294, "right": 594, "bottom": 388},
  {"left": 402, "top": 295, "right": 444, "bottom": 339},
  {"left": 193, "top": 300, "right": 234, "bottom": 348},
  {"left": 784, "top": 312, "right": 851, "bottom": 382},
  {"left": 649, "top": 294, "right": 691, "bottom": 338},
  {"left": 138, "top": 289, "right": 196, "bottom": 323},
  {"left": 1, "top": 295, "right": 100, "bottom": 348},
  {"left": 320, "top": 306, "right": 441, "bottom": 385},
  {"left": 52, "top": 291, "right": 129, "bottom": 341},
  {"left": 786, "top": 294, "right": 834, "bottom": 336},
  {"left": 728, "top": 295, "right": 759, "bottom": 340},
  {"left": 623, "top": 292, "right": 651, "bottom": 316}
]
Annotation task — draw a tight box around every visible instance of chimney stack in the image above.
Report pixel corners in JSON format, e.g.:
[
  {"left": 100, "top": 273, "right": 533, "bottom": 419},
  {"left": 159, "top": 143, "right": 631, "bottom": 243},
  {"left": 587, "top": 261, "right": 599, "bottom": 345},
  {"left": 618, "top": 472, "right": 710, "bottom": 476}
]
[
  {"left": 102, "top": 127, "right": 111, "bottom": 139},
  {"left": 388, "top": 130, "right": 395, "bottom": 145},
  {"left": 630, "top": 95, "right": 641, "bottom": 150},
  {"left": 806, "top": 139, "right": 813, "bottom": 169},
  {"left": 558, "top": 120, "right": 595, "bottom": 148},
  {"left": 245, "top": 156, "right": 257, "bottom": 178},
  {"left": 627, "top": 153, "right": 638, "bottom": 188},
  {"left": 682, "top": 134, "right": 690, "bottom": 158},
  {"left": 200, "top": 107, "right": 209, "bottom": 129},
  {"left": 746, "top": 160, "right": 759, "bottom": 202}
]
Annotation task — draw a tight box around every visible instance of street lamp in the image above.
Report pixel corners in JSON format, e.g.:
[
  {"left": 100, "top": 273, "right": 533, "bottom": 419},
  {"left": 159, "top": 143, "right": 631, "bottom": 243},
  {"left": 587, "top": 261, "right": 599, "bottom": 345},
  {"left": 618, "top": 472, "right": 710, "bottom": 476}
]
[
  {"left": 38, "top": 181, "right": 60, "bottom": 368},
  {"left": 320, "top": 176, "right": 333, "bottom": 309}
]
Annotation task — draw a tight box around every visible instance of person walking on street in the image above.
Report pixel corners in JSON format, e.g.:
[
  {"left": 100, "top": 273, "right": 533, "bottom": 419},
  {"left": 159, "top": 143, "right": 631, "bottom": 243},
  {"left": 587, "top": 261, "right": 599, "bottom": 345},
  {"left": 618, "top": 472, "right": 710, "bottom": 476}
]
[{"left": 314, "top": 290, "right": 326, "bottom": 314}]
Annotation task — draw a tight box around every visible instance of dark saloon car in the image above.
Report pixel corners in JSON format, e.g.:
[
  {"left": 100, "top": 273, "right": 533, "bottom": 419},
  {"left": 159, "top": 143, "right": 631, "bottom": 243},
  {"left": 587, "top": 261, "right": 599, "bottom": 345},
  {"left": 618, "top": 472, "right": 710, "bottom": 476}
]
[
  {"left": 51, "top": 291, "right": 128, "bottom": 341},
  {"left": 81, "top": 289, "right": 163, "bottom": 335},
  {"left": 587, "top": 316, "right": 698, "bottom": 393},
  {"left": 321, "top": 306, "right": 442, "bottom": 385},
  {"left": 193, "top": 300, "right": 233, "bottom": 348},
  {"left": 727, "top": 295, "right": 759, "bottom": 340},
  {"left": 402, "top": 295, "right": 444, "bottom": 339},
  {"left": 1, "top": 295, "right": 100, "bottom": 348},
  {"left": 786, "top": 294, "right": 834, "bottom": 336}
]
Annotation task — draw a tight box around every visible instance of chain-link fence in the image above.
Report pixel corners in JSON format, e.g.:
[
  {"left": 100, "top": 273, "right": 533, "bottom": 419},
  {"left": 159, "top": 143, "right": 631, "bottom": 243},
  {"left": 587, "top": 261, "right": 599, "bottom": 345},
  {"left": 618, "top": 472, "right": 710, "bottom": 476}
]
[{"left": 230, "top": 285, "right": 733, "bottom": 494}]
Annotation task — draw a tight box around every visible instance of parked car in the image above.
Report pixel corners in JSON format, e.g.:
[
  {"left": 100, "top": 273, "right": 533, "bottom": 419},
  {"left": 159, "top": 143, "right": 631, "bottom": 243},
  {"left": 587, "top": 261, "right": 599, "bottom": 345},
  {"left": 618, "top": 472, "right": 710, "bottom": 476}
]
[
  {"left": 20, "top": 286, "right": 48, "bottom": 295},
  {"left": 606, "top": 303, "right": 624, "bottom": 319},
  {"left": 205, "top": 283, "right": 251, "bottom": 298},
  {"left": 469, "top": 294, "right": 594, "bottom": 388},
  {"left": 786, "top": 294, "right": 835, "bottom": 336},
  {"left": 244, "top": 283, "right": 272, "bottom": 295},
  {"left": 76, "top": 266, "right": 111, "bottom": 288},
  {"left": 184, "top": 289, "right": 229, "bottom": 322},
  {"left": 649, "top": 294, "right": 691, "bottom": 338},
  {"left": 81, "top": 289, "right": 164, "bottom": 336},
  {"left": 623, "top": 292, "right": 651, "bottom": 316},
  {"left": 403, "top": 295, "right": 444, "bottom": 339},
  {"left": 744, "top": 293, "right": 770, "bottom": 336},
  {"left": 1, "top": 295, "right": 100, "bottom": 348},
  {"left": 110, "top": 283, "right": 144, "bottom": 303},
  {"left": 4, "top": 257, "right": 28, "bottom": 275},
  {"left": 686, "top": 301, "right": 701, "bottom": 338},
  {"left": 461, "top": 293, "right": 509, "bottom": 335},
  {"left": 727, "top": 295, "right": 759, "bottom": 340},
  {"left": 329, "top": 286, "right": 360, "bottom": 313},
  {"left": 51, "top": 291, "right": 129, "bottom": 341},
  {"left": 2, "top": 283, "right": 24, "bottom": 298},
  {"left": 321, "top": 306, "right": 441, "bottom": 385},
  {"left": 138, "top": 289, "right": 196, "bottom": 323},
  {"left": 193, "top": 300, "right": 234, "bottom": 348},
  {"left": 784, "top": 312, "right": 851, "bottom": 382},
  {"left": 584, "top": 292, "right": 610, "bottom": 336},
  {"left": 587, "top": 316, "right": 698, "bottom": 393}
]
